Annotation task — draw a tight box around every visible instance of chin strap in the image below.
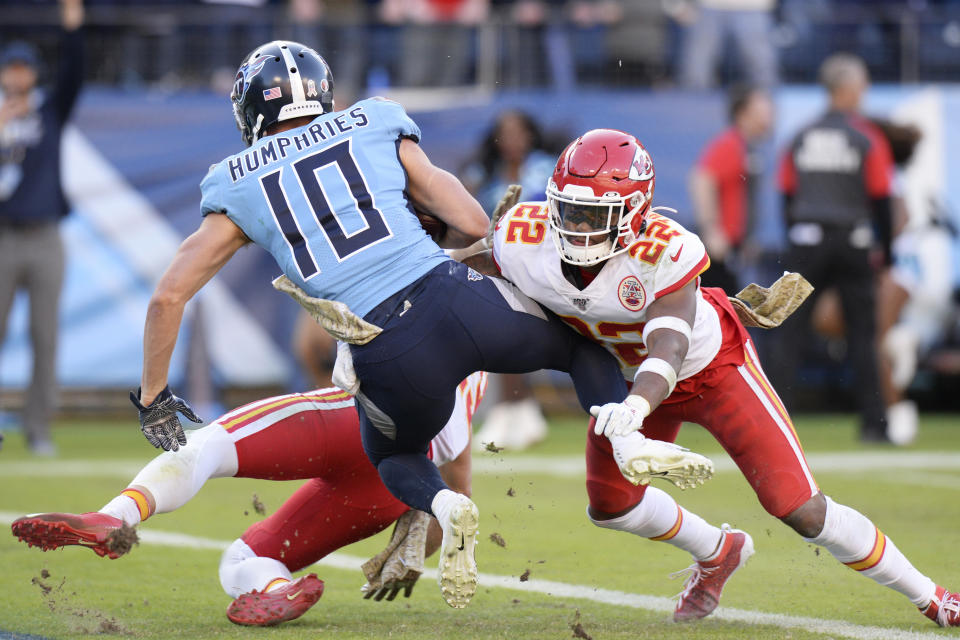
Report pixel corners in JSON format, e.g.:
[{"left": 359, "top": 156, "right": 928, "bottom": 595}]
[{"left": 728, "top": 272, "right": 814, "bottom": 329}]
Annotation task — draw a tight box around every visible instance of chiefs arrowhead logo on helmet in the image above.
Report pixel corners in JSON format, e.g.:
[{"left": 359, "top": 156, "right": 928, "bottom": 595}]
[{"left": 629, "top": 147, "right": 654, "bottom": 181}]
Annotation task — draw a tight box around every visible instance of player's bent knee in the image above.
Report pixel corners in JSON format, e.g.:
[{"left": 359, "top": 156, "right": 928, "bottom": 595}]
[
  {"left": 780, "top": 492, "right": 827, "bottom": 539},
  {"left": 586, "top": 478, "right": 647, "bottom": 518}
]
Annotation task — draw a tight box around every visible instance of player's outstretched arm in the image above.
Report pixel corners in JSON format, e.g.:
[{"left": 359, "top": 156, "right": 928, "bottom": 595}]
[
  {"left": 140, "top": 213, "right": 248, "bottom": 403},
  {"left": 592, "top": 280, "right": 697, "bottom": 437},
  {"left": 399, "top": 139, "right": 487, "bottom": 249}
]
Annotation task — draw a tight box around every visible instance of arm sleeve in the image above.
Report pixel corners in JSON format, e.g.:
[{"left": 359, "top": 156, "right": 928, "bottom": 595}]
[
  {"left": 54, "top": 27, "right": 84, "bottom": 122},
  {"left": 864, "top": 132, "right": 894, "bottom": 198},
  {"left": 199, "top": 164, "right": 226, "bottom": 217},
  {"left": 371, "top": 97, "right": 421, "bottom": 143},
  {"left": 652, "top": 232, "right": 710, "bottom": 299},
  {"left": 777, "top": 148, "right": 796, "bottom": 195},
  {"left": 698, "top": 135, "right": 735, "bottom": 181}
]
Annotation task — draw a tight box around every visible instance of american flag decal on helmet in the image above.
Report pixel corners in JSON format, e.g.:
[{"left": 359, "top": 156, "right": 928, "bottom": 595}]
[{"left": 263, "top": 87, "right": 282, "bottom": 101}]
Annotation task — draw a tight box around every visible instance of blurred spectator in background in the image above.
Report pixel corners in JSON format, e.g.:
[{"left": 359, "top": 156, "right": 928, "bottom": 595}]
[
  {"left": 871, "top": 119, "right": 955, "bottom": 445},
  {"left": 773, "top": 53, "right": 894, "bottom": 443},
  {"left": 461, "top": 110, "right": 556, "bottom": 450},
  {"left": 292, "top": 310, "right": 336, "bottom": 388},
  {"left": 203, "top": 0, "right": 275, "bottom": 92},
  {"left": 496, "top": 0, "right": 552, "bottom": 86},
  {"left": 604, "top": 0, "right": 669, "bottom": 85},
  {"left": 380, "top": 0, "right": 489, "bottom": 87},
  {"left": 688, "top": 85, "right": 773, "bottom": 293},
  {"left": 0, "top": 0, "right": 84, "bottom": 457},
  {"left": 287, "top": 0, "right": 365, "bottom": 100},
  {"left": 675, "top": 0, "right": 778, "bottom": 89},
  {"left": 461, "top": 109, "right": 556, "bottom": 212}
]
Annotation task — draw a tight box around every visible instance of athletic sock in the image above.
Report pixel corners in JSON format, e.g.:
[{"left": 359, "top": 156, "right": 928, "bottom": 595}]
[
  {"left": 431, "top": 489, "right": 467, "bottom": 524},
  {"left": 264, "top": 578, "right": 292, "bottom": 593},
  {"left": 219, "top": 538, "right": 294, "bottom": 598},
  {"left": 126, "top": 424, "right": 237, "bottom": 515},
  {"left": 590, "top": 485, "right": 723, "bottom": 561},
  {"left": 805, "top": 496, "right": 937, "bottom": 607},
  {"left": 100, "top": 491, "right": 147, "bottom": 527}
]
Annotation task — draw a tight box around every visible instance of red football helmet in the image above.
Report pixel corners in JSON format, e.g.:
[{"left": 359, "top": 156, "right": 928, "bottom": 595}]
[{"left": 546, "top": 129, "right": 655, "bottom": 265}]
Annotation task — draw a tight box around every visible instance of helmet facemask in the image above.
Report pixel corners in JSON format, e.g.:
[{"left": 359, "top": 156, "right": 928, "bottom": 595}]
[{"left": 547, "top": 181, "right": 649, "bottom": 266}]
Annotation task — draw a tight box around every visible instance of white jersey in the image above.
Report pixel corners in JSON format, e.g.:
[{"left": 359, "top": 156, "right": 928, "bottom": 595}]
[{"left": 492, "top": 203, "right": 722, "bottom": 381}]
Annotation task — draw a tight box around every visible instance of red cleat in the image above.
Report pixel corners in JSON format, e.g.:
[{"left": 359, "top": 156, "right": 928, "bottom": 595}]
[
  {"left": 673, "top": 524, "right": 754, "bottom": 622},
  {"left": 227, "top": 574, "right": 325, "bottom": 627},
  {"left": 11, "top": 512, "right": 131, "bottom": 559},
  {"left": 921, "top": 585, "right": 960, "bottom": 627}
]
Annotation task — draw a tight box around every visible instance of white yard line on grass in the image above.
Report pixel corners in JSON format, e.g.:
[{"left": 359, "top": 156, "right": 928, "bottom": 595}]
[
  {"left": 4, "top": 452, "right": 960, "bottom": 480},
  {"left": 0, "top": 512, "right": 943, "bottom": 640}
]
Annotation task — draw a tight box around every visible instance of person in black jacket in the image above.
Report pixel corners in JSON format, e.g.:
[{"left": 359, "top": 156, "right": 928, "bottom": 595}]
[
  {"left": 774, "top": 53, "right": 894, "bottom": 443},
  {"left": 0, "top": 0, "right": 84, "bottom": 456}
]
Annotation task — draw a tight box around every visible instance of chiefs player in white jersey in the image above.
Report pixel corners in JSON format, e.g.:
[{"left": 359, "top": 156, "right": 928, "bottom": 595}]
[
  {"left": 12, "top": 372, "right": 487, "bottom": 626},
  {"left": 468, "top": 129, "right": 958, "bottom": 627}
]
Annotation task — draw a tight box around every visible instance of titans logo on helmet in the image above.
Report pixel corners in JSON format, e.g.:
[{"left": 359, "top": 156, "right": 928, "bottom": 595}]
[{"left": 232, "top": 54, "right": 273, "bottom": 102}]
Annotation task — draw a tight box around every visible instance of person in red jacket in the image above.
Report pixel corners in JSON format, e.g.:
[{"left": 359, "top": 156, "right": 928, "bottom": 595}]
[{"left": 689, "top": 85, "right": 773, "bottom": 294}]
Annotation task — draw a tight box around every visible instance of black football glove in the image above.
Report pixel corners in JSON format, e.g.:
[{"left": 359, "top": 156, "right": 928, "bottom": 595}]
[{"left": 130, "top": 386, "right": 202, "bottom": 452}]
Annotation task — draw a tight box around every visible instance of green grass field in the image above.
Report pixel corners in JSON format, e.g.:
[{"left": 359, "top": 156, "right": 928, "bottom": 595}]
[{"left": 1, "top": 414, "right": 959, "bottom": 639}]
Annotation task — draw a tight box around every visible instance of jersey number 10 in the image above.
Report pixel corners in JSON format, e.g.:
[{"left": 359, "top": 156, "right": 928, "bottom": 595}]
[{"left": 259, "top": 139, "right": 390, "bottom": 279}]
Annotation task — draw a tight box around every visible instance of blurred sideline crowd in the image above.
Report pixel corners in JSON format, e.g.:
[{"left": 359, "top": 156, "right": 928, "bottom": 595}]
[
  {"left": 1, "top": 0, "right": 959, "bottom": 457},
  {"left": 5, "top": 0, "right": 960, "bottom": 92}
]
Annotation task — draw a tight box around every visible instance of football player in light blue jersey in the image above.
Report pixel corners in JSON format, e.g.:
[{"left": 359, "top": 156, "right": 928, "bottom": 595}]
[{"left": 128, "top": 40, "right": 631, "bottom": 610}]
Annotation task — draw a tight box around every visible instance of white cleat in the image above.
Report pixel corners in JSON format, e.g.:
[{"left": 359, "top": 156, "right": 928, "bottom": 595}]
[
  {"left": 610, "top": 432, "right": 714, "bottom": 489},
  {"left": 437, "top": 496, "right": 480, "bottom": 609}
]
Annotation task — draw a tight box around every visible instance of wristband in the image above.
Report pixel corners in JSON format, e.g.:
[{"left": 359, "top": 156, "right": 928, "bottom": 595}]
[
  {"left": 634, "top": 357, "right": 678, "bottom": 394},
  {"left": 642, "top": 316, "right": 692, "bottom": 346}
]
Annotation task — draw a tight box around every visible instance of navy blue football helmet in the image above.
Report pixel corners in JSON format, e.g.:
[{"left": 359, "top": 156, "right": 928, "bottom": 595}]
[{"left": 231, "top": 40, "right": 335, "bottom": 146}]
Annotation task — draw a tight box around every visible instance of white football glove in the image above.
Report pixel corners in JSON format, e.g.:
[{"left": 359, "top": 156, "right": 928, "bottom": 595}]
[{"left": 590, "top": 395, "right": 652, "bottom": 438}]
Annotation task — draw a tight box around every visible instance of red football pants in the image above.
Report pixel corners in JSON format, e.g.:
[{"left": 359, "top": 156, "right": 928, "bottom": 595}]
[
  {"left": 587, "top": 340, "right": 819, "bottom": 518},
  {"left": 216, "top": 388, "right": 408, "bottom": 572}
]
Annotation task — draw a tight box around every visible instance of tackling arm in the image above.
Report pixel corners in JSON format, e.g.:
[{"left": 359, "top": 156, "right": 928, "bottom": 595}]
[
  {"left": 591, "top": 280, "right": 697, "bottom": 438},
  {"left": 399, "top": 139, "right": 488, "bottom": 249},
  {"left": 631, "top": 280, "right": 697, "bottom": 409}
]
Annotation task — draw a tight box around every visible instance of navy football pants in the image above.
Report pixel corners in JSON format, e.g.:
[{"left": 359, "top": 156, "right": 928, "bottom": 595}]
[{"left": 351, "top": 261, "right": 627, "bottom": 513}]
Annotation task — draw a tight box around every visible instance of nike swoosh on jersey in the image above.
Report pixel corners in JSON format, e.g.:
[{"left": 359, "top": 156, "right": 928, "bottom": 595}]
[{"left": 670, "top": 246, "right": 683, "bottom": 262}]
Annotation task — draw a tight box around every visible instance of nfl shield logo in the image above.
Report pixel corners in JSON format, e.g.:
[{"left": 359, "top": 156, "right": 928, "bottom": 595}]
[
  {"left": 617, "top": 276, "right": 646, "bottom": 311},
  {"left": 571, "top": 297, "right": 589, "bottom": 311}
]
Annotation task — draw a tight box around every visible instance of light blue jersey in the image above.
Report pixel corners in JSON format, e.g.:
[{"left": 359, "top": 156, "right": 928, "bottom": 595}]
[{"left": 200, "top": 97, "right": 449, "bottom": 318}]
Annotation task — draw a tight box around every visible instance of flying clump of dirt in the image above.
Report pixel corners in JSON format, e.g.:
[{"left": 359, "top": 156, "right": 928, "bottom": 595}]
[
  {"left": 32, "top": 570, "right": 130, "bottom": 635},
  {"left": 569, "top": 609, "right": 593, "bottom": 640},
  {"left": 252, "top": 494, "right": 267, "bottom": 515},
  {"left": 519, "top": 568, "right": 531, "bottom": 582},
  {"left": 488, "top": 533, "right": 506, "bottom": 548},
  {"left": 484, "top": 442, "right": 505, "bottom": 453},
  {"left": 106, "top": 524, "right": 139, "bottom": 557}
]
